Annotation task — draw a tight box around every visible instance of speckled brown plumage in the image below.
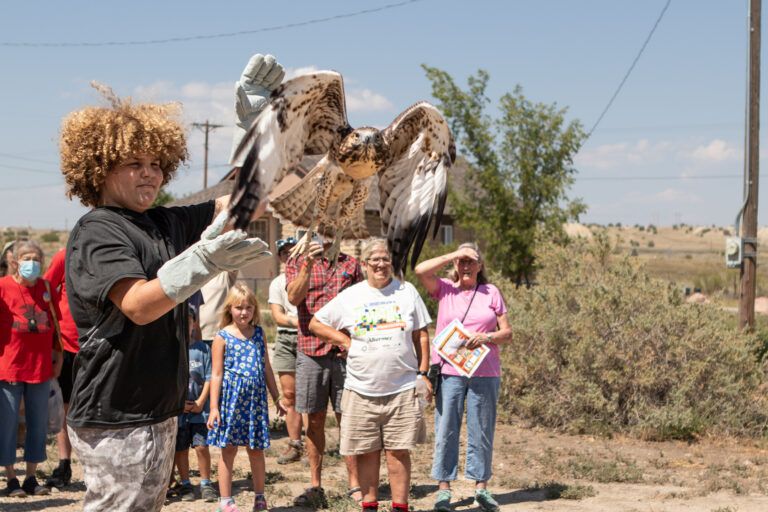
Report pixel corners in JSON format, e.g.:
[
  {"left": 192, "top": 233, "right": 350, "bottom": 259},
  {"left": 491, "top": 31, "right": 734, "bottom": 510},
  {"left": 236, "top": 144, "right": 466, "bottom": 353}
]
[{"left": 229, "top": 70, "right": 455, "bottom": 275}]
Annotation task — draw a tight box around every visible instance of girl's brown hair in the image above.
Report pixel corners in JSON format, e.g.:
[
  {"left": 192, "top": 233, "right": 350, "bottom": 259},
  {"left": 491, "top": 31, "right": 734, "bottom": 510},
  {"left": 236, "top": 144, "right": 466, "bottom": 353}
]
[{"left": 219, "top": 281, "right": 262, "bottom": 329}]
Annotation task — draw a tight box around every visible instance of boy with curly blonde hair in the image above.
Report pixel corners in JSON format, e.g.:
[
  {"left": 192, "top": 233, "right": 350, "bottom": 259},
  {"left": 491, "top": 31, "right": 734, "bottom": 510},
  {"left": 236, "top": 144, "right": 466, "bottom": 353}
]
[{"left": 60, "top": 54, "right": 283, "bottom": 512}]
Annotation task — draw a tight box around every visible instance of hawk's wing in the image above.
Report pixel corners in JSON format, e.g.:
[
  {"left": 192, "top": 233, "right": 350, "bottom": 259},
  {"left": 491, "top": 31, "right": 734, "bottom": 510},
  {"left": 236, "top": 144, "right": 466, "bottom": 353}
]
[
  {"left": 229, "top": 71, "right": 351, "bottom": 229},
  {"left": 378, "top": 102, "right": 455, "bottom": 276}
]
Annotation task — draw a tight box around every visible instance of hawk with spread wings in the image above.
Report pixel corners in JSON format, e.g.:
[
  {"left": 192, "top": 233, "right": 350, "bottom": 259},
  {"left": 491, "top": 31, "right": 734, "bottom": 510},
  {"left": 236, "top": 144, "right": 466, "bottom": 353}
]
[{"left": 229, "top": 70, "right": 455, "bottom": 275}]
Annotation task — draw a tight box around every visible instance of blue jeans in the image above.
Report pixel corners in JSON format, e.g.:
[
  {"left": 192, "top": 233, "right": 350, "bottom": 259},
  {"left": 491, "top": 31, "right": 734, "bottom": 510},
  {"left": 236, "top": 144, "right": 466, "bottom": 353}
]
[
  {"left": 431, "top": 375, "right": 499, "bottom": 482},
  {"left": 0, "top": 380, "right": 50, "bottom": 466}
]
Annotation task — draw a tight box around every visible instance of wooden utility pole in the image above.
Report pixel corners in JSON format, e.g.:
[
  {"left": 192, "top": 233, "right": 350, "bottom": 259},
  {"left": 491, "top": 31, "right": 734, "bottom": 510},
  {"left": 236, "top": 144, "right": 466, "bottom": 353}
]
[
  {"left": 192, "top": 120, "right": 224, "bottom": 189},
  {"left": 740, "top": 0, "right": 761, "bottom": 329}
]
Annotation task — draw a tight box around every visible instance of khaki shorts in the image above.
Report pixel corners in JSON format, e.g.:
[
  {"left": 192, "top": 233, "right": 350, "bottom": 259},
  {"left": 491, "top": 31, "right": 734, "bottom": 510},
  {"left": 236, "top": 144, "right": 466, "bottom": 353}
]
[
  {"left": 339, "top": 387, "right": 426, "bottom": 456},
  {"left": 272, "top": 330, "right": 298, "bottom": 373}
]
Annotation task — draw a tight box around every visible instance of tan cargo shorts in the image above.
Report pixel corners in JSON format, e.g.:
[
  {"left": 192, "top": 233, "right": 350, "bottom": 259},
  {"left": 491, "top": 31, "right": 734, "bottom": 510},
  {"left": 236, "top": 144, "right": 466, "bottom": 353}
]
[{"left": 339, "top": 387, "right": 426, "bottom": 455}]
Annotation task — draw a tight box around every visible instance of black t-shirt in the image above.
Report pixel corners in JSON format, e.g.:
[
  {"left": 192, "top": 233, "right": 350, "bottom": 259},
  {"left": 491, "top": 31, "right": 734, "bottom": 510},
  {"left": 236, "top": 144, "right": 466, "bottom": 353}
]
[{"left": 65, "top": 202, "right": 215, "bottom": 428}]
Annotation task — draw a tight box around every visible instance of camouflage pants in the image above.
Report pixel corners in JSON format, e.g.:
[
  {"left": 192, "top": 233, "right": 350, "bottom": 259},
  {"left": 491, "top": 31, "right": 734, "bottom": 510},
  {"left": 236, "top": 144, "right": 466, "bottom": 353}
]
[{"left": 69, "top": 417, "right": 177, "bottom": 512}]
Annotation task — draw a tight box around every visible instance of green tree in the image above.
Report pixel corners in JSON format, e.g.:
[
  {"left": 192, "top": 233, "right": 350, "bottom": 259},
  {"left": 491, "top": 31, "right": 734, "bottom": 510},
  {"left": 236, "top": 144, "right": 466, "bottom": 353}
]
[
  {"left": 152, "top": 188, "right": 175, "bottom": 207},
  {"left": 422, "top": 66, "right": 586, "bottom": 285}
]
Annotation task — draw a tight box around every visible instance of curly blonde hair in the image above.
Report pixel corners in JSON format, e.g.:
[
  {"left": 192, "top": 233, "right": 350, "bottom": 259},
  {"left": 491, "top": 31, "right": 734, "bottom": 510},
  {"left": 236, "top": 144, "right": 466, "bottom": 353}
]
[{"left": 59, "top": 82, "right": 189, "bottom": 207}]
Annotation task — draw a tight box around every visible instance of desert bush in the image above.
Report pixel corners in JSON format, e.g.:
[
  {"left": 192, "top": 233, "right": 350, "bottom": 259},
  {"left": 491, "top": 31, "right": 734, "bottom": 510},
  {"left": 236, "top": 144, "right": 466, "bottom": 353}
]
[
  {"left": 40, "top": 231, "right": 59, "bottom": 243},
  {"left": 693, "top": 270, "right": 737, "bottom": 296},
  {"left": 647, "top": 240, "right": 655, "bottom": 248},
  {"left": 497, "top": 237, "right": 768, "bottom": 440}
]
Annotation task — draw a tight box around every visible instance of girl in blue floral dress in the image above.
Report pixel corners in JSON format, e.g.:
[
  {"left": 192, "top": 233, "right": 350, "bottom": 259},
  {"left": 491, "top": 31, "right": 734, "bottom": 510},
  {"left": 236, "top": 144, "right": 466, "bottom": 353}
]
[{"left": 207, "top": 282, "right": 285, "bottom": 512}]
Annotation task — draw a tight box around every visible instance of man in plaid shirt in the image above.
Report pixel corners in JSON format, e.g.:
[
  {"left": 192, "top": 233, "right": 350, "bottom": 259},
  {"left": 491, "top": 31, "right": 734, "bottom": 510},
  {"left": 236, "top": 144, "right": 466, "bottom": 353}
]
[{"left": 286, "top": 240, "right": 363, "bottom": 506}]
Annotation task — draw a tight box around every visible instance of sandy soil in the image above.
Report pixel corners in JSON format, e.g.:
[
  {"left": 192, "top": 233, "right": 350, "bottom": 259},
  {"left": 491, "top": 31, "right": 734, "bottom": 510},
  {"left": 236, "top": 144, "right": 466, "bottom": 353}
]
[{"left": 2, "top": 409, "right": 768, "bottom": 512}]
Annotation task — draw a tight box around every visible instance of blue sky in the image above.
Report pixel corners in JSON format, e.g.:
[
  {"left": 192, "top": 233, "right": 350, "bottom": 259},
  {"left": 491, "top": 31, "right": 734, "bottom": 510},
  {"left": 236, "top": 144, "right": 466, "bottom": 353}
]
[{"left": 0, "top": 0, "right": 759, "bottom": 229}]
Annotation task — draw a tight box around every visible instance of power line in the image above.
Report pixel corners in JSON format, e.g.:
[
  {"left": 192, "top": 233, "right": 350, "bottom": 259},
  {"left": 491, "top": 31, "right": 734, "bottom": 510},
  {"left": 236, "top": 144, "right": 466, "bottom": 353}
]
[
  {"left": 587, "top": 0, "right": 672, "bottom": 138},
  {"left": 0, "top": 182, "right": 63, "bottom": 191},
  {"left": 0, "top": 0, "right": 424, "bottom": 47},
  {"left": 577, "top": 174, "right": 739, "bottom": 182},
  {"left": 0, "top": 152, "right": 59, "bottom": 165},
  {"left": 0, "top": 162, "right": 58, "bottom": 174}
]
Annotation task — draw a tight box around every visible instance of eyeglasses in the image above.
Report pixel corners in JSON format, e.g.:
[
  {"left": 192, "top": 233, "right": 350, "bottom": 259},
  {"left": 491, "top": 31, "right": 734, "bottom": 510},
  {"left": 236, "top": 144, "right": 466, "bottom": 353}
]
[
  {"left": 457, "top": 258, "right": 478, "bottom": 265},
  {"left": 366, "top": 257, "right": 391, "bottom": 265}
]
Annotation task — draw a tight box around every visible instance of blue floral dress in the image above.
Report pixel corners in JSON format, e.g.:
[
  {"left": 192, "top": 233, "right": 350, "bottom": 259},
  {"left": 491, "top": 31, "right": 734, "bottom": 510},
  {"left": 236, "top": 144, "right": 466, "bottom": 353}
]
[{"left": 207, "top": 327, "right": 270, "bottom": 450}]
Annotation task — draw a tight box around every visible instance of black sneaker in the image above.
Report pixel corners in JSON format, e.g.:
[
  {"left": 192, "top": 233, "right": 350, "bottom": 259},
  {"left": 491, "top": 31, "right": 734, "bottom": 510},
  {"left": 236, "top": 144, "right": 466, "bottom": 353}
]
[
  {"left": 22, "top": 476, "right": 50, "bottom": 496},
  {"left": 46, "top": 463, "right": 72, "bottom": 488},
  {"left": 5, "top": 478, "right": 25, "bottom": 497},
  {"left": 179, "top": 482, "right": 196, "bottom": 501}
]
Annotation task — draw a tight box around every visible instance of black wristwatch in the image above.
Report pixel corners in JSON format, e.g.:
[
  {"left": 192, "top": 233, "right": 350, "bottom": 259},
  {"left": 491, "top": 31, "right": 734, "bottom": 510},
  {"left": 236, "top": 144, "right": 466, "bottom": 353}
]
[{"left": 417, "top": 371, "right": 428, "bottom": 376}]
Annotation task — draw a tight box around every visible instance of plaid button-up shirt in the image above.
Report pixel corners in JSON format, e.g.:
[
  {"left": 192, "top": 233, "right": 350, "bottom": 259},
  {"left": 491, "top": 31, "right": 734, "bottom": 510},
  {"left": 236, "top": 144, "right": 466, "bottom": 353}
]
[{"left": 285, "top": 253, "right": 363, "bottom": 357}]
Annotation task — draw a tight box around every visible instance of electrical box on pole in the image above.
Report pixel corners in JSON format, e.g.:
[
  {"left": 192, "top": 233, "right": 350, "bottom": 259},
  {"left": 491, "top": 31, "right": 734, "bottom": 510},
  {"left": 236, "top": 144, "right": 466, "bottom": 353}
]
[{"left": 725, "top": 237, "right": 743, "bottom": 268}]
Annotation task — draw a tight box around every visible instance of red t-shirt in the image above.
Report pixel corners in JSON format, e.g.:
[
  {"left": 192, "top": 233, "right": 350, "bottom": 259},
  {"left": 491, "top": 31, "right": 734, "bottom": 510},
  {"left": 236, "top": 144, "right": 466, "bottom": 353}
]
[
  {"left": 44, "top": 248, "right": 79, "bottom": 352},
  {"left": 0, "top": 275, "right": 59, "bottom": 383}
]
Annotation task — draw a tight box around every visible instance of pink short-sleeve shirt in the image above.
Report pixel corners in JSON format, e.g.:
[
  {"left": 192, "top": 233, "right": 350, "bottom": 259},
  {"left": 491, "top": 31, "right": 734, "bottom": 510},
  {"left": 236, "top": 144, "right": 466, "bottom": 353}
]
[{"left": 432, "top": 278, "right": 507, "bottom": 377}]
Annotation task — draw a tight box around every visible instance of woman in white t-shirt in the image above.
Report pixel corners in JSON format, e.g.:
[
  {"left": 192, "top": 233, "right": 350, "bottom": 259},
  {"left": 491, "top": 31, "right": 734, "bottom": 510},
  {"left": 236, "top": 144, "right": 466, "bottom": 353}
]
[{"left": 310, "top": 238, "right": 432, "bottom": 512}]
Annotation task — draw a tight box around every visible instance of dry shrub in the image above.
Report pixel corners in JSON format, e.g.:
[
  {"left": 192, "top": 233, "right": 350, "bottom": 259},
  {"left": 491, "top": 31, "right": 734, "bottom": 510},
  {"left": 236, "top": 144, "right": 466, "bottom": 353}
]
[{"left": 497, "top": 236, "right": 768, "bottom": 440}]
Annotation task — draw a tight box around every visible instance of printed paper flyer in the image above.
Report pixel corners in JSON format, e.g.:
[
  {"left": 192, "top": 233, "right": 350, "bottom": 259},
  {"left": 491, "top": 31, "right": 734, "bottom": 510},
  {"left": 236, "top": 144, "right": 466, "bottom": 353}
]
[{"left": 432, "top": 319, "right": 489, "bottom": 377}]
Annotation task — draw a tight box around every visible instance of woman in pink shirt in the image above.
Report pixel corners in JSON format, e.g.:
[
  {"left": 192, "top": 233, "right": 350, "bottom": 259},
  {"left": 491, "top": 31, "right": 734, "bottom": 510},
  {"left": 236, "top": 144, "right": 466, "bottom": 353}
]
[{"left": 415, "top": 243, "right": 511, "bottom": 512}]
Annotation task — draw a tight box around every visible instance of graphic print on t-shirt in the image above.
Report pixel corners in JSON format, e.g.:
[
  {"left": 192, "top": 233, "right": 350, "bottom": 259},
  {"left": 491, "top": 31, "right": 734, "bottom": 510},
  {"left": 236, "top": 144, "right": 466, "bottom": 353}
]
[
  {"left": 352, "top": 299, "right": 406, "bottom": 352},
  {"left": 12, "top": 303, "right": 50, "bottom": 333}
]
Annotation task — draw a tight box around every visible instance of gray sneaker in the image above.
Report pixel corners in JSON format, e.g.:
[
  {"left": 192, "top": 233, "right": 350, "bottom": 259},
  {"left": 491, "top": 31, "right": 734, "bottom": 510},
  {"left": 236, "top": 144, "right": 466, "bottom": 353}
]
[
  {"left": 473, "top": 489, "right": 499, "bottom": 512},
  {"left": 201, "top": 482, "right": 218, "bottom": 502},
  {"left": 433, "top": 489, "right": 452, "bottom": 512}
]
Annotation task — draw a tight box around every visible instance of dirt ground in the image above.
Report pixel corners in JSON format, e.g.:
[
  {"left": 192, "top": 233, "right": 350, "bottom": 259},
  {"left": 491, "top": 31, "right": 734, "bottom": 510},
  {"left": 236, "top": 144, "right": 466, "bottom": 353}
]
[{"left": 2, "top": 408, "right": 768, "bottom": 512}]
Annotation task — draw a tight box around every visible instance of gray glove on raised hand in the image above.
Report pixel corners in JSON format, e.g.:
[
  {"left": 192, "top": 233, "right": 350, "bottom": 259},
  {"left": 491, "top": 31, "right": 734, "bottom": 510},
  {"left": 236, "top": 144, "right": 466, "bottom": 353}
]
[
  {"left": 157, "top": 211, "right": 272, "bottom": 303},
  {"left": 229, "top": 53, "right": 285, "bottom": 166}
]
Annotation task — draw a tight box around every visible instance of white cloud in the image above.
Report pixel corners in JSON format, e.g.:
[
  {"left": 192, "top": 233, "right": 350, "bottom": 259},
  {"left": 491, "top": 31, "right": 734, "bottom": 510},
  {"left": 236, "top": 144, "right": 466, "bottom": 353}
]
[
  {"left": 345, "top": 89, "right": 393, "bottom": 112},
  {"left": 285, "top": 66, "right": 320, "bottom": 79},
  {"left": 576, "top": 139, "right": 674, "bottom": 170},
  {"left": 687, "top": 139, "right": 738, "bottom": 162},
  {"left": 576, "top": 138, "right": 743, "bottom": 177}
]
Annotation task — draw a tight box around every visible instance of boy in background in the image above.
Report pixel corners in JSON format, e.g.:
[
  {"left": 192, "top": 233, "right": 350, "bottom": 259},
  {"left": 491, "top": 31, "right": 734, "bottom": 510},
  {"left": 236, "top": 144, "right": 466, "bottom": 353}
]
[{"left": 171, "top": 297, "right": 217, "bottom": 502}]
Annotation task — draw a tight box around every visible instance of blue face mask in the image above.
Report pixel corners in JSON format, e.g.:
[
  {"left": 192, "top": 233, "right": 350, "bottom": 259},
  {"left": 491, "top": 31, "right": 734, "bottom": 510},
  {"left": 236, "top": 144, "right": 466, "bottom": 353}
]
[{"left": 19, "top": 260, "right": 41, "bottom": 282}]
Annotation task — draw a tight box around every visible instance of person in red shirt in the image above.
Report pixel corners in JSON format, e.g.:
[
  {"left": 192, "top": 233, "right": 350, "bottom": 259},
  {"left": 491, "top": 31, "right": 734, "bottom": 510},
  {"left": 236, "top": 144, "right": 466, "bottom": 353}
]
[
  {"left": 43, "top": 248, "right": 79, "bottom": 488},
  {"left": 0, "top": 240, "right": 63, "bottom": 497}
]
